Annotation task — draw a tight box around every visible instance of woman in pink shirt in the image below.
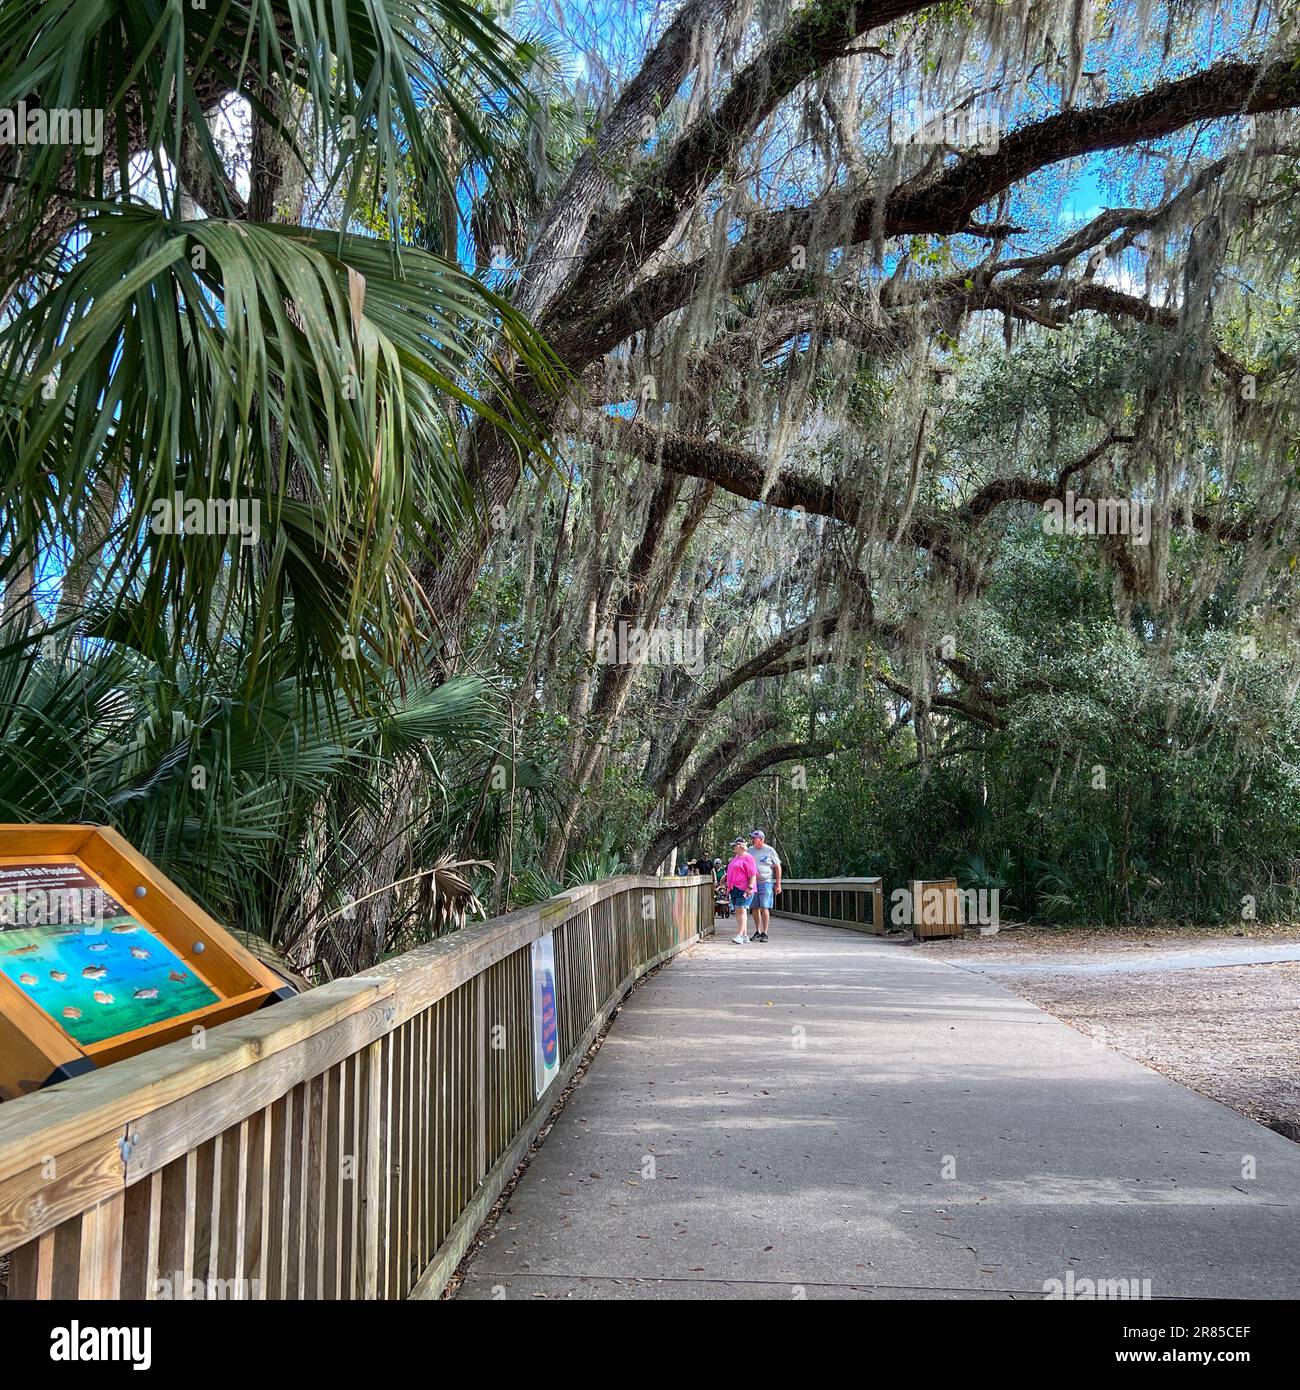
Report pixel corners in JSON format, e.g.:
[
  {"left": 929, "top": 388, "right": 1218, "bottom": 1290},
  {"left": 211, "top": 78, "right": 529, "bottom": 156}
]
[{"left": 725, "top": 837, "right": 758, "bottom": 945}]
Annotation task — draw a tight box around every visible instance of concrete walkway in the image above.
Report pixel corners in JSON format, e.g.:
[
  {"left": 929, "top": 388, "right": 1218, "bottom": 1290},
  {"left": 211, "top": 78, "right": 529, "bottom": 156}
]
[
  {"left": 457, "top": 920, "right": 1300, "bottom": 1299},
  {"left": 952, "top": 942, "right": 1300, "bottom": 976}
]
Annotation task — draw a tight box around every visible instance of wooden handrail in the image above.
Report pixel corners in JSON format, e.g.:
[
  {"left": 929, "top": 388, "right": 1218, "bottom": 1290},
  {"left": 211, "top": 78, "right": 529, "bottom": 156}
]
[
  {"left": 0, "top": 874, "right": 715, "bottom": 1299},
  {"left": 783, "top": 876, "right": 882, "bottom": 887},
  {"left": 780, "top": 877, "right": 885, "bottom": 935}
]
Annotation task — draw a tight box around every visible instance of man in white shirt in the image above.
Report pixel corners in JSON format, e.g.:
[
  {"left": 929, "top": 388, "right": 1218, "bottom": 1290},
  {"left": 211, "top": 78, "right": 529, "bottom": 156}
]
[{"left": 747, "top": 830, "right": 781, "bottom": 942}]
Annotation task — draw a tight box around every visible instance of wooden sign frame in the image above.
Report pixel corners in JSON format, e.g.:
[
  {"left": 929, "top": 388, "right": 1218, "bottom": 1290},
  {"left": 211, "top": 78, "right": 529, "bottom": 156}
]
[
  {"left": 0, "top": 824, "right": 292, "bottom": 1100},
  {"left": 912, "top": 878, "right": 964, "bottom": 939}
]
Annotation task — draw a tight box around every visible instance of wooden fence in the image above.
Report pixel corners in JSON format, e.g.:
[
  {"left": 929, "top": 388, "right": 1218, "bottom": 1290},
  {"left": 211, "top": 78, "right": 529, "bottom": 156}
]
[
  {"left": 781, "top": 878, "right": 885, "bottom": 934},
  {"left": 0, "top": 874, "right": 714, "bottom": 1300}
]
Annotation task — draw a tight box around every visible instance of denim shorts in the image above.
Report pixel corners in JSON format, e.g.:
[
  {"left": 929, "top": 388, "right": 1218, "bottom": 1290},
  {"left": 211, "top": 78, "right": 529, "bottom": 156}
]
[
  {"left": 753, "top": 881, "right": 774, "bottom": 910},
  {"left": 728, "top": 887, "right": 754, "bottom": 909}
]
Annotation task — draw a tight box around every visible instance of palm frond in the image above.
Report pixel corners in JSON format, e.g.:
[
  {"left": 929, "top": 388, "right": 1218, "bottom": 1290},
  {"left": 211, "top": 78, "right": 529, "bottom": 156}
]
[
  {"left": 0, "top": 0, "right": 534, "bottom": 240},
  {"left": 1, "top": 208, "right": 562, "bottom": 677}
]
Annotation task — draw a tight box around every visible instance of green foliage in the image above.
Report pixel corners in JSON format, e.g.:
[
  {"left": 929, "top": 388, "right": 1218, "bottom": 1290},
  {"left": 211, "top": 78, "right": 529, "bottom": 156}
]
[
  {"left": 0, "top": 0, "right": 563, "bottom": 685},
  {"left": 789, "top": 534, "right": 1300, "bottom": 926},
  {"left": 505, "top": 837, "right": 628, "bottom": 908},
  {"left": 0, "top": 628, "right": 495, "bottom": 969}
]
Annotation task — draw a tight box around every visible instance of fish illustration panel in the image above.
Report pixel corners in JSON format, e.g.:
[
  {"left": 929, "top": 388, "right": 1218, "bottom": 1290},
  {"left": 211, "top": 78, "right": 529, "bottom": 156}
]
[{"left": 0, "top": 861, "right": 218, "bottom": 1046}]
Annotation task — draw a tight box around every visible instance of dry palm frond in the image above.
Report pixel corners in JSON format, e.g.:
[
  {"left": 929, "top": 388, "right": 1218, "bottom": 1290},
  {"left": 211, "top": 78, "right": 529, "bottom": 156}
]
[{"left": 411, "top": 855, "right": 491, "bottom": 938}]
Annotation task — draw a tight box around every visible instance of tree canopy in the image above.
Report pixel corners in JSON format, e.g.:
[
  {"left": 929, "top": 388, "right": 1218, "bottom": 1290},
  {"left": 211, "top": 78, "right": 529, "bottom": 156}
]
[{"left": 2, "top": 0, "right": 1299, "bottom": 962}]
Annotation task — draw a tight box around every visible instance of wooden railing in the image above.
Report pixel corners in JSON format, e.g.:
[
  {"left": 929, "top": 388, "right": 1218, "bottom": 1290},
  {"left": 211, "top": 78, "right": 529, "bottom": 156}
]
[
  {"left": 0, "top": 875, "right": 714, "bottom": 1300},
  {"left": 781, "top": 877, "right": 884, "bottom": 934}
]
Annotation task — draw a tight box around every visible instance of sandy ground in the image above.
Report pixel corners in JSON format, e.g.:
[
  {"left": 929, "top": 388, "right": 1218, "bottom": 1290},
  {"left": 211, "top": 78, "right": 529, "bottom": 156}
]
[{"left": 916, "top": 925, "right": 1300, "bottom": 1142}]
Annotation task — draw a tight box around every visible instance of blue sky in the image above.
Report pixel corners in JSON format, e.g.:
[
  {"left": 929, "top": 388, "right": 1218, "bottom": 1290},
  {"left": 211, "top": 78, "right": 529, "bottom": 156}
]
[{"left": 1062, "top": 165, "right": 1107, "bottom": 223}]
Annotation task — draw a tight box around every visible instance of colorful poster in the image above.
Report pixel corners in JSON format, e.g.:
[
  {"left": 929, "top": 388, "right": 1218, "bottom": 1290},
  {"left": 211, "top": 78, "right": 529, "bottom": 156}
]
[
  {"left": 0, "top": 860, "right": 218, "bottom": 1046},
  {"left": 530, "top": 932, "right": 560, "bottom": 1099}
]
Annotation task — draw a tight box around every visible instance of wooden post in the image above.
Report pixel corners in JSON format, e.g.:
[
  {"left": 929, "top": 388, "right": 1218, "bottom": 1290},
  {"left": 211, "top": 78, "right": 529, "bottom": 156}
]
[
  {"left": 77, "top": 1192, "right": 124, "bottom": 1298},
  {"left": 361, "top": 1039, "right": 383, "bottom": 1299}
]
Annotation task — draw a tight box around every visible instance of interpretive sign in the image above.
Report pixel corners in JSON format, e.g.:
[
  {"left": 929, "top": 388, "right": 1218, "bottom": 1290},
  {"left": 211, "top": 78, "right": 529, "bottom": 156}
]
[{"left": 0, "top": 825, "right": 293, "bottom": 1099}]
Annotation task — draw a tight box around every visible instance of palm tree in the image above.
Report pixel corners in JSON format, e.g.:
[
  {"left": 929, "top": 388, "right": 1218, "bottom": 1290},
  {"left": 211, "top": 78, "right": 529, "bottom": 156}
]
[
  {"left": 0, "top": 1, "right": 580, "bottom": 968},
  {"left": 0, "top": 0, "right": 563, "bottom": 681},
  {"left": 0, "top": 618, "right": 496, "bottom": 975}
]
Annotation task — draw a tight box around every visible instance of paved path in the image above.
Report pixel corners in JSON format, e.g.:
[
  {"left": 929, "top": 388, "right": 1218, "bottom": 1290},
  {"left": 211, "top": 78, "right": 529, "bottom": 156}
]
[
  {"left": 951, "top": 942, "right": 1300, "bottom": 976},
  {"left": 457, "top": 920, "right": 1300, "bottom": 1300}
]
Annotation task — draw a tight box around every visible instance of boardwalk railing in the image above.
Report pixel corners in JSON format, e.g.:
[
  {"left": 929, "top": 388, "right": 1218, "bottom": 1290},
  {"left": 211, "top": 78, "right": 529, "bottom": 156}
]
[
  {"left": 0, "top": 875, "right": 714, "bottom": 1300},
  {"left": 781, "top": 877, "right": 884, "bottom": 934}
]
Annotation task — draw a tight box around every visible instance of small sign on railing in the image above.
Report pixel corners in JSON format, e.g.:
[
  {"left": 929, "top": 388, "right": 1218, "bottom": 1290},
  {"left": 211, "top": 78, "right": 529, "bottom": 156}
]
[{"left": 531, "top": 931, "right": 560, "bottom": 1098}]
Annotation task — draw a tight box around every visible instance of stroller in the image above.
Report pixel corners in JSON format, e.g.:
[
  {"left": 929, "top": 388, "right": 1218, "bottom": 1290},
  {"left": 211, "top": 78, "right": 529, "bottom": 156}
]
[{"left": 712, "top": 862, "right": 730, "bottom": 918}]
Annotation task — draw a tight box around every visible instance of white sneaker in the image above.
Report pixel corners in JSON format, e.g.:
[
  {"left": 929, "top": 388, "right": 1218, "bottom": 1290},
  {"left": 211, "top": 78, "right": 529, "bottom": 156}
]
[{"left": 731, "top": 932, "right": 748, "bottom": 945}]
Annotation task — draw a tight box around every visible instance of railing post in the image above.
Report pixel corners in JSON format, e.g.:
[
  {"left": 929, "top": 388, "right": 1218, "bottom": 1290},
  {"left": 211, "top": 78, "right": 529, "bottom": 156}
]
[
  {"left": 475, "top": 974, "right": 487, "bottom": 1187},
  {"left": 361, "top": 1040, "right": 383, "bottom": 1298},
  {"left": 8, "top": 1231, "right": 55, "bottom": 1299},
  {"left": 76, "top": 1192, "right": 124, "bottom": 1298}
]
